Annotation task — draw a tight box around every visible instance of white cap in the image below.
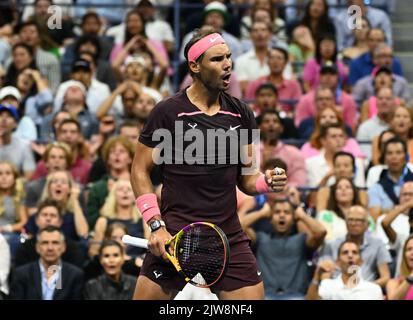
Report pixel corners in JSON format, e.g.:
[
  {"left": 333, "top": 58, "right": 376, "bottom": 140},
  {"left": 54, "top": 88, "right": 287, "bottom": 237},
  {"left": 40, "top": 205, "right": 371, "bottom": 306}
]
[
  {"left": 124, "top": 55, "right": 146, "bottom": 68},
  {"left": 0, "top": 86, "right": 21, "bottom": 102},
  {"left": 62, "top": 80, "right": 87, "bottom": 97},
  {"left": 204, "top": 1, "right": 228, "bottom": 14}
]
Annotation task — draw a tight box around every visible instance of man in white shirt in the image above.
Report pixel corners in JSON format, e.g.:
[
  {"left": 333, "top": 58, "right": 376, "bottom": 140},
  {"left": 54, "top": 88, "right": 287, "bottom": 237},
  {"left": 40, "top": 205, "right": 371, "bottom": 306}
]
[{"left": 307, "top": 240, "right": 383, "bottom": 300}]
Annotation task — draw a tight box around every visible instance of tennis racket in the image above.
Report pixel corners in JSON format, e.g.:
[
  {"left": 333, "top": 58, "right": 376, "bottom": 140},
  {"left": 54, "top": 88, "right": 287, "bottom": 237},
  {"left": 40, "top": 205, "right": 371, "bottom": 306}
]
[{"left": 122, "top": 221, "right": 230, "bottom": 288}]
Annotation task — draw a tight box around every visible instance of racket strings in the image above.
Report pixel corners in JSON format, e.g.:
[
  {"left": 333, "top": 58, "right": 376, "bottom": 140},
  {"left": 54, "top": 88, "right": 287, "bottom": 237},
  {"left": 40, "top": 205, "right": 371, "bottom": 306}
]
[{"left": 177, "top": 226, "right": 226, "bottom": 286}]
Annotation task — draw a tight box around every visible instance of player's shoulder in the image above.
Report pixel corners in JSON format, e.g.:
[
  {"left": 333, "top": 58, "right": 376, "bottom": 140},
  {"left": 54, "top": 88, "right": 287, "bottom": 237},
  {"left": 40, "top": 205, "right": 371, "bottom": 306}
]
[{"left": 150, "top": 90, "right": 187, "bottom": 115}]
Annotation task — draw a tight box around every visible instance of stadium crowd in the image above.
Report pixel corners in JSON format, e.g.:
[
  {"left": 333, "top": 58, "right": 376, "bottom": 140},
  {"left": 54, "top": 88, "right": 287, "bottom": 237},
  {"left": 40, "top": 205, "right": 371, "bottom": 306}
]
[{"left": 0, "top": 0, "right": 412, "bottom": 300}]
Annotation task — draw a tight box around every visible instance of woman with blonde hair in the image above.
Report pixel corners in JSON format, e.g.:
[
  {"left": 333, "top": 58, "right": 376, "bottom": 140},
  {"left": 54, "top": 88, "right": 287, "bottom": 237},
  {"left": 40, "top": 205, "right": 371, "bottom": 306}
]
[
  {"left": 89, "top": 180, "right": 149, "bottom": 257},
  {"left": 387, "top": 235, "right": 413, "bottom": 300},
  {"left": 0, "top": 161, "right": 27, "bottom": 256}
]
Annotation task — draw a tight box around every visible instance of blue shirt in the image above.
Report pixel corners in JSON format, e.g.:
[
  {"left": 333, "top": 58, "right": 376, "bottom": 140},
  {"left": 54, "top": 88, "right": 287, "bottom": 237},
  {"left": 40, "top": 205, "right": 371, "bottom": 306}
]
[
  {"left": 39, "top": 260, "right": 61, "bottom": 300},
  {"left": 348, "top": 52, "right": 403, "bottom": 85}
]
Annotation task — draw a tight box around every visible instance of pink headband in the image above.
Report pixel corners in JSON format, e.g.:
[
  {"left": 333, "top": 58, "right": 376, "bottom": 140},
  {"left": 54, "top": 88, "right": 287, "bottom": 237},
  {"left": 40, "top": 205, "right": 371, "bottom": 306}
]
[{"left": 188, "top": 33, "right": 226, "bottom": 62}]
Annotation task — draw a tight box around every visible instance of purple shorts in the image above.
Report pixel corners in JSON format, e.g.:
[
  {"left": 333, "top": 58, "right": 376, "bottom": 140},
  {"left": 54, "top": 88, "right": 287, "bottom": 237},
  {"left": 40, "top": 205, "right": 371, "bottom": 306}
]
[{"left": 139, "top": 230, "right": 262, "bottom": 294}]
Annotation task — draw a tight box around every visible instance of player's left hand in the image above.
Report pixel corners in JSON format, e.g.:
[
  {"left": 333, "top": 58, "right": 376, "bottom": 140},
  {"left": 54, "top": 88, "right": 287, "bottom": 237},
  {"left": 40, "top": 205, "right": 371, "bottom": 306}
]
[{"left": 264, "top": 167, "right": 287, "bottom": 193}]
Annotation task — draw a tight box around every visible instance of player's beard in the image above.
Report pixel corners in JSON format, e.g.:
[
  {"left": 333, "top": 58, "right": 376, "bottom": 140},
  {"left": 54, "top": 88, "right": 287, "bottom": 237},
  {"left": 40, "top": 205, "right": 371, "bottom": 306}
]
[{"left": 197, "top": 69, "right": 226, "bottom": 93}]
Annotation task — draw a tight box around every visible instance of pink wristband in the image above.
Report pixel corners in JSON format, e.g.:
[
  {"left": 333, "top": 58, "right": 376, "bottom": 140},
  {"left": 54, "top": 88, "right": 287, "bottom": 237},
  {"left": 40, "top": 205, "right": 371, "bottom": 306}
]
[
  {"left": 136, "top": 193, "right": 161, "bottom": 223},
  {"left": 256, "top": 175, "right": 271, "bottom": 194}
]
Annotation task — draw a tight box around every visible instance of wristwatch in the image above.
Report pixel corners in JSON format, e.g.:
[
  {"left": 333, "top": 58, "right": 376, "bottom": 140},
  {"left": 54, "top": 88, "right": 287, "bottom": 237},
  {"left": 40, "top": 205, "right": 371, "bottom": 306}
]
[
  {"left": 149, "top": 219, "right": 166, "bottom": 232},
  {"left": 406, "top": 276, "right": 413, "bottom": 284}
]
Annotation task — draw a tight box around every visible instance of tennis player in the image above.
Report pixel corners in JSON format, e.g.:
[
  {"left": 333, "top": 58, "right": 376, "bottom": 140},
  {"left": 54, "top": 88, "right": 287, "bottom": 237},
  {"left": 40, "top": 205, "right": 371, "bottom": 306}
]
[{"left": 131, "top": 28, "right": 287, "bottom": 300}]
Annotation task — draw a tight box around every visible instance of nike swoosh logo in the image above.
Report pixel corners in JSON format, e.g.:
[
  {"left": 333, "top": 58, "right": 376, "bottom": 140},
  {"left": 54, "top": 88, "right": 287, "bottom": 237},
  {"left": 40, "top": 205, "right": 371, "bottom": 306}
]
[
  {"left": 209, "top": 36, "right": 220, "bottom": 43},
  {"left": 257, "top": 271, "right": 262, "bottom": 276},
  {"left": 230, "top": 125, "right": 241, "bottom": 131}
]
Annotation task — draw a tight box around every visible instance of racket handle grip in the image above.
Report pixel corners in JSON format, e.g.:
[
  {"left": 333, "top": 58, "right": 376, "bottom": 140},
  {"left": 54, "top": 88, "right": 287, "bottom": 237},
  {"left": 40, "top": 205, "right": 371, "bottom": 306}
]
[{"left": 122, "top": 235, "right": 149, "bottom": 249}]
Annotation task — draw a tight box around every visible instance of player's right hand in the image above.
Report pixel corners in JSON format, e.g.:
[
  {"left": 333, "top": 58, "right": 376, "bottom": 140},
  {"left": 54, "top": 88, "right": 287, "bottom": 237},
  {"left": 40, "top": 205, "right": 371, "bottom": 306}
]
[{"left": 148, "top": 228, "right": 173, "bottom": 261}]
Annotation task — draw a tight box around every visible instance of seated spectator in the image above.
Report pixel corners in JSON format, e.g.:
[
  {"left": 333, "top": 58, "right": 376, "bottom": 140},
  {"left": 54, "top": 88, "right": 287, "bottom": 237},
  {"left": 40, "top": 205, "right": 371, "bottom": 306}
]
[
  {"left": 54, "top": 59, "right": 111, "bottom": 115},
  {"left": 386, "top": 235, "right": 413, "bottom": 300},
  {"left": 32, "top": 119, "right": 92, "bottom": 185},
  {"left": 341, "top": 16, "right": 370, "bottom": 64},
  {"left": 83, "top": 222, "right": 143, "bottom": 281},
  {"left": 89, "top": 180, "right": 148, "bottom": 257},
  {"left": 24, "top": 142, "right": 73, "bottom": 215},
  {"left": 14, "top": 199, "right": 85, "bottom": 268},
  {"left": 368, "top": 137, "right": 413, "bottom": 220},
  {"left": 257, "top": 109, "right": 306, "bottom": 186},
  {"left": 321, "top": 206, "right": 391, "bottom": 288},
  {"left": 352, "top": 66, "right": 410, "bottom": 110},
  {"left": 368, "top": 129, "right": 397, "bottom": 178},
  {"left": 25, "top": 170, "right": 89, "bottom": 241},
  {"left": 87, "top": 114, "right": 117, "bottom": 162},
  {"left": 307, "top": 240, "right": 383, "bottom": 300},
  {"left": 295, "top": 65, "right": 357, "bottom": 130},
  {"left": 83, "top": 240, "right": 137, "bottom": 300},
  {"left": 87, "top": 136, "right": 135, "bottom": 229},
  {"left": 17, "top": 21, "right": 61, "bottom": 93},
  {"left": 306, "top": 124, "right": 365, "bottom": 188},
  {"left": 316, "top": 152, "right": 368, "bottom": 208},
  {"left": 0, "top": 105, "right": 36, "bottom": 179},
  {"left": 119, "top": 120, "right": 142, "bottom": 144},
  {"left": 0, "top": 161, "right": 27, "bottom": 255},
  {"left": 245, "top": 46, "right": 302, "bottom": 112},
  {"left": 240, "top": 198, "right": 326, "bottom": 300},
  {"left": 357, "top": 87, "right": 397, "bottom": 160},
  {"left": 4, "top": 43, "right": 38, "bottom": 89},
  {"left": 390, "top": 106, "right": 413, "bottom": 160},
  {"left": 288, "top": 25, "right": 314, "bottom": 75},
  {"left": 359, "top": 68, "right": 405, "bottom": 124},
  {"left": 335, "top": 0, "right": 392, "bottom": 52},
  {"left": 379, "top": 182, "right": 413, "bottom": 276},
  {"left": 348, "top": 28, "right": 402, "bottom": 86},
  {"left": 0, "top": 231, "right": 10, "bottom": 299},
  {"left": 38, "top": 110, "right": 72, "bottom": 143},
  {"left": 300, "top": 105, "right": 364, "bottom": 159},
  {"left": 317, "top": 177, "right": 372, "bottom": 242},
  {"left": 10, "top": 226, "right": 84, "bottom": 300},
  {"left": 302, "top": 34, "right": 346, "bottom": 92}
]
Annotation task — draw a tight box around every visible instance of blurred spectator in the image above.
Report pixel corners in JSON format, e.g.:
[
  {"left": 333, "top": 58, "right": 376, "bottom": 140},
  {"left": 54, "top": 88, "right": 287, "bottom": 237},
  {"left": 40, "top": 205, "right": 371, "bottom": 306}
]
[
  {"left": 317, "top": 177, "right": 371, "bottom": 242},
  {"left": 321, "top": 205, "right": 391, "bottom": 288},
  {"left": 10, "top": 226, "right": 84, "bottom": 300},
  {"left": 0, "top": 161, "right": 26, "bottom": 258},
  {"left": 386, "top": 236, "right": 413, "bottom": 300},
  {"left": 0, "top": 233, "right": 10, "bottom": 298},
  {"left": 0, "top": 105, "right": 36, "bottom": 179},
  {"left": 335, "top": 0, "right": 392, "bottom": 52},
  {"left": 33, "top": 119, "right": 92, "bottom": 185},
  {"left": 379, "top": 182, "right": 413, "bottom": 276},
  {"left": 353, "top": 66, "right": 410, "bottom": 111},
  {"left": 348, "top": 28, "right": 402, "bottom": 86},
  {"left": 368, "top": 129, "right": 396, "bottom": 176},
  {"left": 288, "top": 25, "right": 315, "bottom": 75},
  {"left": 357, "top": 87, "right": 396, "bottom": 160},
  {"left": 83, "top": 240, "right": 137, "bottom": 300},
  {"left": 257, "top": 109, "right": 306, "bottom": 186},
  {"left": 0, "top": 84, "right": 38, "bottom": 142},
  {"left": 87, "top": 136, "right": 134, "bottom": 229},
  {"left": 295, "top": 65, "right": 357, "bottom": 130},
  {"left": 302, "top": 34, "right": 346, "bottom": 92},
  {"left": 22, "top": 0, "right": 74, "bottom": 24},
  {"left": 54, "top": 60, "right": 111, "bottom": 115},
  {"left": 389, "top": 107, "right": 413, "bottom": 159},
  {"left": 88, "top": 114, "right": 117, "bottom": 161},
  {"left": 245, "top": 46, "right": 302, "bottom": 112},
  {"left": 368, "top": 137, "right": 413, "bottom": 220},
  {"left": 307, "top": 240, "right": 383, "bottom": 300},
  {"left": 38, "top": 110, "right": 72, "bottom": 143},
  {"left": 290, "top": 0, "right": 336, "bottom": 43},
  {"left": 300, "top": 105, "right": 364, "bottom": 159},
  {"left": 341, "top": 16, "right": 370, "bottom": 64},
  {"left": 4, "top": 43, "right": 38, "bottom": 88},
  {"left": 241, "top": 199, "right": 326, "bottom": 300},
  {"left": 15, "top": 199, "right": 85, "bottom": 268},
  {"left": 76, "top": 0, "right": 128, "bottom": 26},
  {"left": 24, "top": 142, "right": 73, "bottom": 215},
  {"left": 119, "top": 120, "right": 141, "bottom": 143},
  {"left": 89, "top": 180, "right": 147, "bottom": 257},
  {"left": 17, "top": 21, "right": 61, "bottom": 92}
]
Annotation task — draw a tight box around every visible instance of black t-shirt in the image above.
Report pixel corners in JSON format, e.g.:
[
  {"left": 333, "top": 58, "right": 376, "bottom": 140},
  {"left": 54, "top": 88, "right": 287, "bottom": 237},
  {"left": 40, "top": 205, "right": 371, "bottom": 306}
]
[{"left": 139, "top": 90, "right": 257, "bottom": 235}]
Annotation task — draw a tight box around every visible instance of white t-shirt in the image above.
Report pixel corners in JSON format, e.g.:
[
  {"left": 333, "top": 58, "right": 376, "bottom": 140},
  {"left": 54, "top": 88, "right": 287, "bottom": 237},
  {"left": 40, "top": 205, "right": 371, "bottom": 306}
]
[{"left": 319, "top": 276, "right": 383, "bottom": 300}]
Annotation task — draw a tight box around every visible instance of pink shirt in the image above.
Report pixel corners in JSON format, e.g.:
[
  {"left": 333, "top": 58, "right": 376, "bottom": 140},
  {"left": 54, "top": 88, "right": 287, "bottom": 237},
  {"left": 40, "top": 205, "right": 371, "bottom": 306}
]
[
  {"left": 300, "top": 138, "right": 365, "bottom": 159},
  {"left": 302, "top": 58, "right": 347, "bottom": 89},
  {"left": 406, "top": 284, "right": 413, "bottom": 300},
  {"left": 32, "top": 157, "right": 92, "bottom": 185},
  {"left": 260, "top": 141, "right": 307, "bottom": 187},
  {"left": 180, "top": 73, "right": 242, "bottom": 99},
  {"left": 245, "top": 76, "right": 302, "bottom": 111},
  {"left": 294, "top": 90, "right": 357, "bottom": 128}
]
